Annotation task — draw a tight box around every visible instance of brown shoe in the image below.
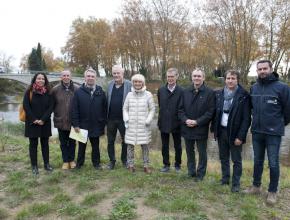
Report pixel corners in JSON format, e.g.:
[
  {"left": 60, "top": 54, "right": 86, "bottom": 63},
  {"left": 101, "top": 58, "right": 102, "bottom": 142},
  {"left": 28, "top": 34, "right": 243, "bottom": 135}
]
[
  {"left": 266, "top": 192, "right": 277, "bottom": 205},
  {"left": 128, "top": 166, "right": 135, "bottom": 173},
  {"left": 144, "top": 167, "right": 152, "bottom": 174},
  {"left": 69, "top": 161, "right": 76, "bottom": 169},
  {"left": 62, "top": 162, "right": 70, "bottom": 170},
  {"left": 243, "top": 186, "right": 262, "bottom": 194}
]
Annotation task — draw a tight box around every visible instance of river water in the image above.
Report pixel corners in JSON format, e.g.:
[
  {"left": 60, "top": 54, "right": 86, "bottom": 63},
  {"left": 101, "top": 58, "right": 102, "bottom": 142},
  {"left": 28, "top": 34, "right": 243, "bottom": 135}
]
[{"left": 0, "top": 95, "right": 289, "bottom": 166}]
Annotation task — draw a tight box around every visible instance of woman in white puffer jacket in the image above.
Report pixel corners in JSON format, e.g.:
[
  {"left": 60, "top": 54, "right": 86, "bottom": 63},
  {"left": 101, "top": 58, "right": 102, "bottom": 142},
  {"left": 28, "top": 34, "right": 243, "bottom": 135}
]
[{"left": 123, "top": 74, "right": 155, "bottom": 173}]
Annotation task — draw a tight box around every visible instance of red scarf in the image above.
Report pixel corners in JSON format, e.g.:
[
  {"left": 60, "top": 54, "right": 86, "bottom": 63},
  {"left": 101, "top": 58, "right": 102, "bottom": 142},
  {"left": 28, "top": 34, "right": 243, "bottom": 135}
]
[{"left": 32, "top": 83, "right": 47, "bottom": 94}]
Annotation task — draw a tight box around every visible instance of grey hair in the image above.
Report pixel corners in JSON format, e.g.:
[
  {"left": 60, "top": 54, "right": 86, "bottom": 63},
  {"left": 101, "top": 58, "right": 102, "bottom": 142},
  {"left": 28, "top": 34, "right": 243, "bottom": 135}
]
[{"left": 167, "top": 68, "right": 179, "bottom": 77}]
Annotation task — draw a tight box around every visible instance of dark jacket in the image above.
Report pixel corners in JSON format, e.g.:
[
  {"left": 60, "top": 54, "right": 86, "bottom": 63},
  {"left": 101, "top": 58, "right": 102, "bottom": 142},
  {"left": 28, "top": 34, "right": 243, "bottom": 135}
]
[
  {"left": 157, "top": 84, "right": 183, "bottom": 133},
  {"left": 51, "top": 81, "right": 78, "bottom": 131},
  {"left": 71, "top": 84, "right": 107, "bottom": 137},
  {"left": 212, "top": 85, "right": 251, "bottom": 145},
  {"left": 178, "top": 83, "right": 215, "bottom": 139},
  {"left": 107, "top": 79, "right": 132, "bottom": 116},
  {"left": 23, "top": 90, "right": 53, "bottom": 138},
  {"left": 250, "top": 72, "right": 290, "bottom": 136}
]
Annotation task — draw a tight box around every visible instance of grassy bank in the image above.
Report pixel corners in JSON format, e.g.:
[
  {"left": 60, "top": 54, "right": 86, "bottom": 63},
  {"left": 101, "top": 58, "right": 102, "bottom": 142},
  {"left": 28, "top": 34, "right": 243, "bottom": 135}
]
[{"left": 0, "top": 123, "right": 290, "bottom": 220}]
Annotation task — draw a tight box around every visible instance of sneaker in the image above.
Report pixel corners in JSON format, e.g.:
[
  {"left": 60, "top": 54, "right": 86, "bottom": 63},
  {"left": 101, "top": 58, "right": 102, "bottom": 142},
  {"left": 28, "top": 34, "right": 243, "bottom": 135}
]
[
  {"left": 69, "top": 161, "right": 76, "bottom": 169},
  {"left": 243, "top": 186, "right": 262, "bottom": 194},
  {"left": 44, "top": 164, "right": 53, "bottom": 172},
  {"left": 160, "top": 166, "right": 170, "bottom": 173},
  {"left": 266, "top": 192, "right": 277, "bottom": 205},
  {"left": 231, "top": 185, "right": 240, "bottom": 193},
  {"left": 107, "top": 162, "right": 115, "bottom": 170},
  {"left": 62, "top": 162, "right": 70, "bottom": 170},
  {"left": 32, "top": 166, "right": 39, "bottom": 175}
]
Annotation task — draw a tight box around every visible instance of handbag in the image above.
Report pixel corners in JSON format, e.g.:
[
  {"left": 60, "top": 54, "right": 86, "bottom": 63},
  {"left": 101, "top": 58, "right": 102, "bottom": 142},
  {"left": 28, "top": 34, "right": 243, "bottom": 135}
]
[{"left": 19, "top": 91, "right": 32, "bottom": 122}]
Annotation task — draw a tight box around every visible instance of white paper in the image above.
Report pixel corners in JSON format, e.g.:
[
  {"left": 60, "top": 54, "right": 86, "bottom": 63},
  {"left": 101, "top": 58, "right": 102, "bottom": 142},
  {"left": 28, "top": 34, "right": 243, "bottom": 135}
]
[{"left": 69, "top": 127, "right": 88, "bottom": 144}]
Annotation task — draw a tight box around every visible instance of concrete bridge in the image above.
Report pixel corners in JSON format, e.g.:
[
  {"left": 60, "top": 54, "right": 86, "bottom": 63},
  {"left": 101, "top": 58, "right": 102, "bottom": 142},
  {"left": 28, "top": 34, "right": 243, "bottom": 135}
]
[{"left": 0, "top": 74, "right": 108, "bottom": 87}]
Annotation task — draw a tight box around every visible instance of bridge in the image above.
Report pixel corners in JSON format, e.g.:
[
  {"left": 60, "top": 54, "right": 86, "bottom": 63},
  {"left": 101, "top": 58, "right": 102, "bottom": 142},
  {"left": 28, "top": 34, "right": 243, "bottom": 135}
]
[{"left": 0, "top": 74, "right": 108, "bottom": 87}]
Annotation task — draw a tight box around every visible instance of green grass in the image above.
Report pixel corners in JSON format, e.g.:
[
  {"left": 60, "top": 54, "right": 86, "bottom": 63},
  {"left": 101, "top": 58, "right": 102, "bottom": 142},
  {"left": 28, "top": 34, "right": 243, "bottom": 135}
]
[
  {"left": 0, "top": 131, "right": 290, "bottom": 219},
  {"left": 110, "top": 194, "right": 137, "bottom": 220}
]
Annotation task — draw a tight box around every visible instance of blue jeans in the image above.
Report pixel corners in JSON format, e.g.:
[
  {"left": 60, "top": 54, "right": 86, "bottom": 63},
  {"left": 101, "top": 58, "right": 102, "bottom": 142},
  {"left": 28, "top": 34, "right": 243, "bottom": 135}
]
[{"left": 252, "top": 133, "right": 281, "bottom": 192}]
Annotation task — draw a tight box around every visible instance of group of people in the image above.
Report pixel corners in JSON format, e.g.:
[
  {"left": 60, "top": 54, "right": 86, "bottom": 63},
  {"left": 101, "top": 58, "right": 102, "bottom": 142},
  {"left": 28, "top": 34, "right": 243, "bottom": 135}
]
[{"left": 22, "top": 60, "right": 290, "bottom": 205}]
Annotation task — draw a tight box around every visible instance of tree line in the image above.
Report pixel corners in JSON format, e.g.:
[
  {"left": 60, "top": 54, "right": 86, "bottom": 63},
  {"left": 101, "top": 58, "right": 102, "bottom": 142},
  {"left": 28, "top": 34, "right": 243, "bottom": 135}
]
[{"left": 23, "top": 0, "right": 290, "bottom": 82}]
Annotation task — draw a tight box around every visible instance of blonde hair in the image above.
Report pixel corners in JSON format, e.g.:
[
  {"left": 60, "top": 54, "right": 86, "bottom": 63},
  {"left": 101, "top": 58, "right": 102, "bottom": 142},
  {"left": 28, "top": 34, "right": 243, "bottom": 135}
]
[{"left": 131, "top": 74, "right": 145, "bottom": 84}]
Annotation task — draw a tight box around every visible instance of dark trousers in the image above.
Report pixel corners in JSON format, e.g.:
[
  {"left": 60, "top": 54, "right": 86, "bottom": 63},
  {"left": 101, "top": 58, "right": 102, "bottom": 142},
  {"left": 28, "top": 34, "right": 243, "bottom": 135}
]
[
  {"left": 218, "top": 128, "right": 242, "bottom": 187},
  {"left": 185, "top": 138, "right": 207, "bottom": 178},
  {"left": 77, "top": 137, "right": 100, "bottom": 167},
  {"left": 107, "top": 119, "right": 127, "bottom": 164},
  {"left": 252, "top": 133, "right": 281, "bottom": 193},
  {"left": 58, "top": 129, "right": 76, "bottom": 163},
  {"left": 29, "top": 137, "right": 49, "bottom": 167},
  {"left": 161, "top": 132, "right": 182, "bottom": 167}
]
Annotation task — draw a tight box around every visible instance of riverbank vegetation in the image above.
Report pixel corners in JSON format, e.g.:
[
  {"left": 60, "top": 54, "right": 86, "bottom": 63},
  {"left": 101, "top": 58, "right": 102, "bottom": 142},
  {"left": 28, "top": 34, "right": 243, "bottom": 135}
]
[
  {"left": 0, "top": 79, "right": 25, "bottom": 96},
  {"left": 0, "top": 122, "right": 290, "bottom": 220}
]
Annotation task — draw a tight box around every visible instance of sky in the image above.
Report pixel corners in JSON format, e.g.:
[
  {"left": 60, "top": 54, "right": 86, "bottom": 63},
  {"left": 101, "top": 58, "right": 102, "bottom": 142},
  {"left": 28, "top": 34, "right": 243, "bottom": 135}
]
[{"left": 0, "top": 0, "right": 123, "bottom": 71}]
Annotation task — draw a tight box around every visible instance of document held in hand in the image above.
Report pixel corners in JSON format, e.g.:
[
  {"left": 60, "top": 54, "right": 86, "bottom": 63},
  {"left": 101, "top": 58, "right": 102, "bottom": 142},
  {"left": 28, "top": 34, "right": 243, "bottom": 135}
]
[{"left": 69, "top": 127, "right": 88, "bottom": 143}]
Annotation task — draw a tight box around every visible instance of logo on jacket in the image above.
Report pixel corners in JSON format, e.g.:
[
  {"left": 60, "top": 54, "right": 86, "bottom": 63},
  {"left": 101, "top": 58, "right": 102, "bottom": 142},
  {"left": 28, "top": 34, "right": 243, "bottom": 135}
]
[{"left": 267, "top": 99, "right": 277, "bottom": 105}]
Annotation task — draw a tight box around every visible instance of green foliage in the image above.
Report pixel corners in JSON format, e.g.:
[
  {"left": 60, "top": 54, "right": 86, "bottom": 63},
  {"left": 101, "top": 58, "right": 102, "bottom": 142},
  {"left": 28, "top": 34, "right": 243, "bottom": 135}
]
[
  {"left": 28, "top": 42, "right": 46, "bottom": 71},
  {"left": 82, "top": 192, "right": 107, "bottom": 207},
  {"left": 110, "top": 195, "right": 137, "bottom": 220}
]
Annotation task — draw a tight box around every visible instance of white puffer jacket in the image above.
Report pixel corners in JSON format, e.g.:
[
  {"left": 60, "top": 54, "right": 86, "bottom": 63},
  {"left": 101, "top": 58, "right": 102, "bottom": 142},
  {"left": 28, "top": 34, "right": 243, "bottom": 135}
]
[{"left": 123, "top": 86, "right": 155, "bottom": 145}]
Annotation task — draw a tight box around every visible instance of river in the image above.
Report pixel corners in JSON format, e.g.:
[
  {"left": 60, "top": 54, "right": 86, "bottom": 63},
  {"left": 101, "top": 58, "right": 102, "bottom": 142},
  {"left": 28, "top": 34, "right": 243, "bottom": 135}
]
[{"left": 0, "top": 95, "right": 289, "bottom": 166}]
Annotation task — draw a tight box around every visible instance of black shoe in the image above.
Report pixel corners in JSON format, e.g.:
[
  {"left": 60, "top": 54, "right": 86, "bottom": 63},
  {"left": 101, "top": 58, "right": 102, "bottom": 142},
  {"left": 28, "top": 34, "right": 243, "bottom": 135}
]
[
  {"left": 160, "top": 166, "right": 170, "bottom": 173},
  {"left": 44, "top": 164, "right": 53, "bottom": 172},
  {"left": 94, "top": 164, "right": 102, "bottom": 170},
  {"left": 32, "top": 166, "right": 39, "bottom": 175},
  {"left": 107, "top": 162, "right": 115, "bottom": 170},
  {"left": 220, "top": 180, "right": 230, "bottom": 185},
  {"left": 75, "top": 164, "right": 82, "bottom": 169},
  {"left": 231, "top": 185, "right": 240, "bottom": 193},
  {"left": 188, "top": 173, "right": 197, "bottom": 178}
]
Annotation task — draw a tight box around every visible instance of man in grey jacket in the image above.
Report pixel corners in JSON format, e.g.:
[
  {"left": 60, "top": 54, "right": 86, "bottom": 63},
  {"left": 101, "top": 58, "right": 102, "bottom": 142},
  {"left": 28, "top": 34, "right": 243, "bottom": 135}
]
[{"left": 107, "top": 65, "right": 132, "bottom": 169}]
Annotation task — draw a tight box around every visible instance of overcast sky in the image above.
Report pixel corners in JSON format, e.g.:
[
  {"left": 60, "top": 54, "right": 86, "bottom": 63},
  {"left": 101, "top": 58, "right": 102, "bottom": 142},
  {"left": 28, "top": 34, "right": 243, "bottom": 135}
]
[{"left": 0, "top": 0, "right": 123, "bottom": 70}]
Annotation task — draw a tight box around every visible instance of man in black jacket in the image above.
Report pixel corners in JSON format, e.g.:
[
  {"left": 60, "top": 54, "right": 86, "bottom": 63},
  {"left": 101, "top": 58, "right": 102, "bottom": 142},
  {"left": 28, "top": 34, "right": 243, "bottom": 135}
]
[
  {"left": 158, "top": 68, "right": 183, "bottom": 172},
  {"left": 244, "top": 60, "right": 290, "bottom": 205},
  {"left": 178, "top": 69, "right": 215, "bottom": 181},
  {"left": 212, "top": 70, "right": 251, "bottom": 192},
  {"left": 71, "top": 68, "right": 107, "bottom": 169}
]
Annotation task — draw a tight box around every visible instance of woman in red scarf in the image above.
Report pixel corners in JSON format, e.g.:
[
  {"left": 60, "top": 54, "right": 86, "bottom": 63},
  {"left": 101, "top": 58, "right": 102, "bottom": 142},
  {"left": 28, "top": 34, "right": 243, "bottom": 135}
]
[{"left": 23, "top": 72, "right": 54, "bottom": 175}]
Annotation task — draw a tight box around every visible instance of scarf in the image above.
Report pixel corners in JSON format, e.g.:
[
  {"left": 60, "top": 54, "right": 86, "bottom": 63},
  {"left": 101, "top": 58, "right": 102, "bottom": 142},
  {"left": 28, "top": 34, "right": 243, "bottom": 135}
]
[
  {"left": 32, "top": 83, "right": 47, "bottom": 94},
  {"left": 223, "top": 86, "right": 238, "bottom": 113}
]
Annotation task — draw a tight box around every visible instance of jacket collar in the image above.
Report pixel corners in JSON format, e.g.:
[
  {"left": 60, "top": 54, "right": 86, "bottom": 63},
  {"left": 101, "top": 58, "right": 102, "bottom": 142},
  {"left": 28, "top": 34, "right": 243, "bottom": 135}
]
[
  {"left": 190, "top": 83, "right": 205, "bottom": 92},
  {"left": 257, "top": 72, "right": 279, "bottom": 84}
]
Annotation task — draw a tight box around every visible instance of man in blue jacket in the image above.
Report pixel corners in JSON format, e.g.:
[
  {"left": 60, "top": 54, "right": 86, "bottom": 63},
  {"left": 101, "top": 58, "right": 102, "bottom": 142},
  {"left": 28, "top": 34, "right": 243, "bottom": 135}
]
[
  {"left": 106, "top": 65, "right": 132, "bottom": 169},
  {"left": 71, "top": 68, "right": 107, "bottom": 170},
  {"left": 244, "top": 60, "right": 290, "bottom": 205}
]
